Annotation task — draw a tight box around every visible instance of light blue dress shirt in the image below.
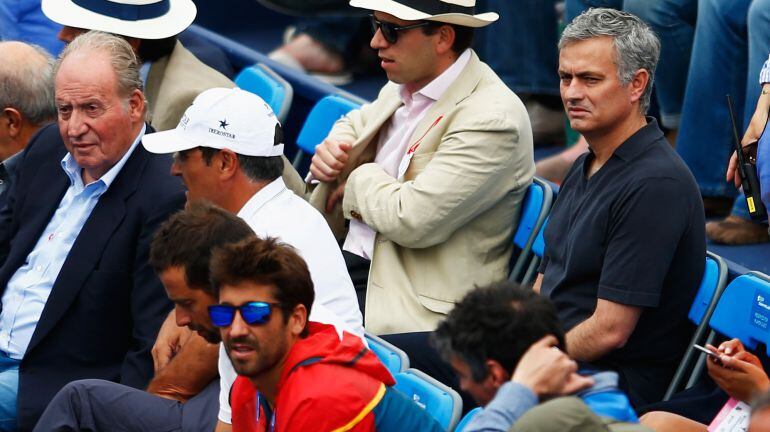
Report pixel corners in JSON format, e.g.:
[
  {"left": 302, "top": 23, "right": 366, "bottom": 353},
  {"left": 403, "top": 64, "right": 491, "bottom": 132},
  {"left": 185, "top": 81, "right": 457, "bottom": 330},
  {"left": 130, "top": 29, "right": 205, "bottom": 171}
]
[{"left": 0, "top": 126, "right": 146, "bottom": 360}]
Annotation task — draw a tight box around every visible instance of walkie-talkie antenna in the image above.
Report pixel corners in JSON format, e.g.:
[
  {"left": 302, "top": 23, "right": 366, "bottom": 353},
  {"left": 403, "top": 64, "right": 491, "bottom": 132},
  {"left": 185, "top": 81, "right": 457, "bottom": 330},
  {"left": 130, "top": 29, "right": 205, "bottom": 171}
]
[{"left": 727, "top": 95, "right": 747, "bottom": 164}]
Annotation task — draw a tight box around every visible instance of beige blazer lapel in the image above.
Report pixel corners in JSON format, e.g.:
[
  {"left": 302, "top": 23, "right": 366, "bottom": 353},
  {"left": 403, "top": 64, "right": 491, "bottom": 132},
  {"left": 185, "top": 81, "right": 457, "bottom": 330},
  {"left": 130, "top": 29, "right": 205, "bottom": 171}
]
[{"left": 399, "top": 52, "right": 485, "bottom": 178}]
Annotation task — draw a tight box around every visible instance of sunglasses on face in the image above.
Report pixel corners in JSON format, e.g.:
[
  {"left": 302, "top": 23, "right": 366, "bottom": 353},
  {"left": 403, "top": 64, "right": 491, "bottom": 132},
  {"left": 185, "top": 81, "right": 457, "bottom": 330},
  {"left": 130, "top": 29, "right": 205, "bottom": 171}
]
[
  {"left": 208, "top": 301, "right": 282, "bottom": 327},
  {"left": 370, "top": 15, "right": 433, "bottom": 44}
]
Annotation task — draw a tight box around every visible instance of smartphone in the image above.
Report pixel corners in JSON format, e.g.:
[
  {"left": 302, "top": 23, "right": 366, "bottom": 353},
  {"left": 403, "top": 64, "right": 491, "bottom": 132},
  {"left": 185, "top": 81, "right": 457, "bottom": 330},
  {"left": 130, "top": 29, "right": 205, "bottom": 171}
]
[{"left": 693, "top": 343, "right": 719, "bottom": 359}]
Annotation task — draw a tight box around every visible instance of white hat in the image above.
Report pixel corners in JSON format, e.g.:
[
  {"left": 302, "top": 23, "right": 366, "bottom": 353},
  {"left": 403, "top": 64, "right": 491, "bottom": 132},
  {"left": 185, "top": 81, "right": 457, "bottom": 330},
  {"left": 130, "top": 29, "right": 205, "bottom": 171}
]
[
  {"left": 350, "top": 0, "right": 498, "bottom": 28},
  {"left": 41, "top": 0, "right": 196, "bottom": 40},
  {"left": 143, "top": 88, "right": 285, "bottom": 157}
]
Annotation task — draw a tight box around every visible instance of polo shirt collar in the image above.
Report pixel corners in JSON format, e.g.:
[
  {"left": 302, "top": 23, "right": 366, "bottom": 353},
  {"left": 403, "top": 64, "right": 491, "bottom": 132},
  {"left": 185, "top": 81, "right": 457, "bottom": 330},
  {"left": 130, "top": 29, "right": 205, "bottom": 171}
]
[
  {"left": 237, "top": 177, "right": 287, "bottom": 218},
  {"left": 612, "top": 117, "right": 664, "bottom": 162}
]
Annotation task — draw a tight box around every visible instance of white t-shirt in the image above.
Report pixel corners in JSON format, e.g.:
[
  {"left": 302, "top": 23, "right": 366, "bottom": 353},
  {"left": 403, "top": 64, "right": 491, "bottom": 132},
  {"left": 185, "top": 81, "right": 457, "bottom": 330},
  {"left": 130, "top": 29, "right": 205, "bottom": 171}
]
[{"left": 218, "top": 178, "right": 365, "bottom": 423}]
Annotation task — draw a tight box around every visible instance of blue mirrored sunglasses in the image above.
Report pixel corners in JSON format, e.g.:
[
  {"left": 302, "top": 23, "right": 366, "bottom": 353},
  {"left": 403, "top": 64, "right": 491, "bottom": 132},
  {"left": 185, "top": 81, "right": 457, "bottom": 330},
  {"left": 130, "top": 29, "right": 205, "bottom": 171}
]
[{"left": 208, "top": 302, "right": 281, "bottom": 327}]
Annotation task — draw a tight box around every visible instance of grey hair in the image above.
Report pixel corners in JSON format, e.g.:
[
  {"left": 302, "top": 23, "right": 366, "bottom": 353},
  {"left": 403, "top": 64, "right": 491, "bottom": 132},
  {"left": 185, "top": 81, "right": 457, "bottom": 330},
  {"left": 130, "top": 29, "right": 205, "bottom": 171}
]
[
  {"left": 55, "top": 31, "right": 144, "bottom": 99},
  {"left": 559, "top": 8, "right": 660, "bottom": 113},
  {"left": 0, "top": 42, "right": 56, "bottom": 125}
]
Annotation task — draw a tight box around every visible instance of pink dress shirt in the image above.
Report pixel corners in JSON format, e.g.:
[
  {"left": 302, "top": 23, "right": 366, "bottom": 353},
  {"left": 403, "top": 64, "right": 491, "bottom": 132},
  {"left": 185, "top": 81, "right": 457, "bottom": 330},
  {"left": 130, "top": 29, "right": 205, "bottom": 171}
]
[{"left": 343, "top": 49, "right": 472, "bottom": 259}]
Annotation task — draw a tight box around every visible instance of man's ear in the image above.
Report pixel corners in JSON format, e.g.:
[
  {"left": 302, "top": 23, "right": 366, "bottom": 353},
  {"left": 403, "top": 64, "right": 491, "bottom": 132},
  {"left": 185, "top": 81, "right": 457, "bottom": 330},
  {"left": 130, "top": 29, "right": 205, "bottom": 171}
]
[
  {"left": 2, "top": 108, "right": 23, "bottom": 138},
  {"left": 435, "top": 24, "right": 456, "bottom": 56},
  {"left": 485, "top": 359, "right": 511, "bottom": 388},
  {"left": 127, "top": 89, "right": 146, "bottom": 123},
  {"left": 289, "top": 304, "right": 308, "bottom": 337},
  {"left": 218, "top": 149, "right": 239, "bottom": 179},
  {"left": 628, "top": 68, "right": 650, "bottom": 105}
]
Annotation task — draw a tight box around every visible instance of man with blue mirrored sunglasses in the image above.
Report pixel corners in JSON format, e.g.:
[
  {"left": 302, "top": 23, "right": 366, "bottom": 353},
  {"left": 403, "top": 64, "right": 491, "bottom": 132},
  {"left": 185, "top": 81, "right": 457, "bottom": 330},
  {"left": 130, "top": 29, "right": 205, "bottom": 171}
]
[
  {"left": 35, "top": 203, "right": 359, "bottom": 432},
  {"left": 208, "top": 302, "right": 281, "bottom": 327},
  {"left": 214, "top": 236, "right": 443, "bottom": 432}
]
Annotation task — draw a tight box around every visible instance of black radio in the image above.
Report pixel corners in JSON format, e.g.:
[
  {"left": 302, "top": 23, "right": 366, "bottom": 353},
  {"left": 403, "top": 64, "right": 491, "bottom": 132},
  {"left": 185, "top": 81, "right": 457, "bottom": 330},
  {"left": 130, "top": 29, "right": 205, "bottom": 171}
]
[{"left": 727, "top": 94, "right": 767, "bottom": 220}]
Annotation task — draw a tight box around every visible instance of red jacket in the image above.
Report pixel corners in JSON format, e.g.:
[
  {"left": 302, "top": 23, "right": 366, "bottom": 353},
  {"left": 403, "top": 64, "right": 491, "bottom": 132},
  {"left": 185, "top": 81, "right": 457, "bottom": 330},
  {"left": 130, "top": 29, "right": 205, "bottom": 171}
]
[{"left": 231, "top": 322, "right": 395, "bottom": 432}]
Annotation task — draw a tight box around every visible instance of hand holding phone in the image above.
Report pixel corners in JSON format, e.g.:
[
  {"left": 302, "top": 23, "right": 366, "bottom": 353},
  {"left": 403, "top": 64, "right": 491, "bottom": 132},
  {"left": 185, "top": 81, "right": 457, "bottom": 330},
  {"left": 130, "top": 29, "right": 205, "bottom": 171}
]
[{"left": 694, "top": 343, "right": 724, "bottom": 366}]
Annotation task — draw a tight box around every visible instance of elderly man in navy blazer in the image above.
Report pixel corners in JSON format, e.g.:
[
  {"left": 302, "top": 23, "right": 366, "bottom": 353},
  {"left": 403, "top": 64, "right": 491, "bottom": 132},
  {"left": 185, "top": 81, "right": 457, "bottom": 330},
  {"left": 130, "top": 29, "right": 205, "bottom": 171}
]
[{"left": 0, "top": 31, "right": 184, "bottom": 430}]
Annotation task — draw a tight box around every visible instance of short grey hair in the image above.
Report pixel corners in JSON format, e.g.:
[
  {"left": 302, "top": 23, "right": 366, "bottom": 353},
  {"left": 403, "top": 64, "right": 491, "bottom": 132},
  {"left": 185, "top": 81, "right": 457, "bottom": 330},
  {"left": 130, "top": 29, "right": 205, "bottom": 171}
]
[
  {"left": 55, "top": 31, "right": 143, "bottom": 99},
  {"left": 0, "top": 42, "right": 56, "bottom": 125},
  {"left": 559, "top": 8, "right": 660, "bottom": 113}
]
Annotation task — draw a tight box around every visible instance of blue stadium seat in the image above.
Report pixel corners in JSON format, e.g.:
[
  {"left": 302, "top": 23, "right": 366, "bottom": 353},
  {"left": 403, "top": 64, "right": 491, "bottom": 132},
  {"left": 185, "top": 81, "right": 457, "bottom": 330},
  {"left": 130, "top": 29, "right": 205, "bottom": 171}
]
[
  {"left": 664, "top": 252, "right": 729, "bottom": 400},
  {"left": 582, "top": 389, "right": 639, "bottom": 422},
  {"left": 455, "top": 407, "right": 482, "bottom": 431},
  {"left": 292, "top": 94, "right": 361, "bottom": 168},
  {"left": 509, "top": 177, "right": 554, "bottom": 283},
  {"left": 709, "top": 271, "right": 770, "bottom": 354},
  {"left": 521, "top": 215, "right": 550, "bottom": 285},
  {"left": 234, "top": 63, "right": 293, "bottom": 123},
  {"left": 365, "top": 332, "right": 409, "bottom": 375},
  {"left": 394, "top": 368, "right": 463, "bottom": 431}
]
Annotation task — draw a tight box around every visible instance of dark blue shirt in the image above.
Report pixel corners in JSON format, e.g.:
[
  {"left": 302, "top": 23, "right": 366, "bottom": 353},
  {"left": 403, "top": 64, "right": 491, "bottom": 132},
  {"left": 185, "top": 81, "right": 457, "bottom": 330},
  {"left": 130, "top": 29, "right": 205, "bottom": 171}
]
[{"left": 539, "top": 118, "right": 706, "bottom": 407}]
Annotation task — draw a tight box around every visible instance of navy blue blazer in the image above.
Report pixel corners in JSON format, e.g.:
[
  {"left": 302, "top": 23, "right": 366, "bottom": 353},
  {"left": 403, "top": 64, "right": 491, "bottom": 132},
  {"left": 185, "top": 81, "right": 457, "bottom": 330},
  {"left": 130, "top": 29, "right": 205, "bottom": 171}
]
[{"left": 0, "top": 124, "right": 185, "bottom": 430}]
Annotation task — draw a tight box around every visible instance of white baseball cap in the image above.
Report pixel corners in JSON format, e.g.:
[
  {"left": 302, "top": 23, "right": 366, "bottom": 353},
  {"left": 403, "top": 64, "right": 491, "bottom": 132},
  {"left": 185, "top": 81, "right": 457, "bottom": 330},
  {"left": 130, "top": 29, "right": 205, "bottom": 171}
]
[{"left": 143, "top": 87, "right": 285, "bottom": 157}]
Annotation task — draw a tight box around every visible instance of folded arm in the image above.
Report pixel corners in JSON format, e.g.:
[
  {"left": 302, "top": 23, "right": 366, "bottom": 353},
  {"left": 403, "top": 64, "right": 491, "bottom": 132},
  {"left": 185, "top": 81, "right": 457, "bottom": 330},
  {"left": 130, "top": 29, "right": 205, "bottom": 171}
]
[{"left": 344, "top": 111, "right": 529, "bottom": 249}]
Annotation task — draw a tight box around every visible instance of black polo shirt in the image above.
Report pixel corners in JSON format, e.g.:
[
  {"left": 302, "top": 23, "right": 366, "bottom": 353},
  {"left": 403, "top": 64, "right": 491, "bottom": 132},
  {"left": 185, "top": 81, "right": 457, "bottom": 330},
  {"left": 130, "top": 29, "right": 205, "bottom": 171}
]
[{"left": 539, "top": 118, "right": 706, "bottom": 407}]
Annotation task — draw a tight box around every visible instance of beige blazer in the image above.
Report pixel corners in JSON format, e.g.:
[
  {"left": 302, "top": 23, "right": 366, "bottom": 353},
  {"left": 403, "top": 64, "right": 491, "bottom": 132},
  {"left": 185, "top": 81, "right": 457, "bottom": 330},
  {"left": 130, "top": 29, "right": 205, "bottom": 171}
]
[
  {"left": 310, "top": 51, "right": 535, "bottom": 334},
  {"left": 144, "top": 42, "right": 306, "bottom": 195}
]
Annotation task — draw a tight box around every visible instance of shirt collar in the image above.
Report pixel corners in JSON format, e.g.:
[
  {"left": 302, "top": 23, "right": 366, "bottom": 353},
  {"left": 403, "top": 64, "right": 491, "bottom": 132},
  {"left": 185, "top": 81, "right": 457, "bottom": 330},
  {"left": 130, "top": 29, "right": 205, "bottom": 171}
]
[
  {"left": 140, "top": 61, "right": 152, "bottom": 85},
  {"left": 612, "top": 117, "right": 664, "bottom": 162},
  {"left": 61, "top": 124, "right": 146, "bottom": 188},
  {"left": 236, "top": 177, "right": 287, "bottom": 218},
  {"left": 398, "top": 48, "right": 472, "bottom": 104}
]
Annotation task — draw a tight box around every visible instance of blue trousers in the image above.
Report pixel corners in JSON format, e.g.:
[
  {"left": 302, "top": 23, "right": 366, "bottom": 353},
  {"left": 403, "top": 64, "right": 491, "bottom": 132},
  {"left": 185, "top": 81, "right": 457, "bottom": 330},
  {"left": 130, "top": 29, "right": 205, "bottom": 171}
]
[
  {"left": 475, "top": 0, "right": 561, "bottom": 97},
  {"left": 0, "top": 353, "right": 20, "bottom": 432},
  {"left": 676, "top": 0, "right": 770, "bottom": 201}
]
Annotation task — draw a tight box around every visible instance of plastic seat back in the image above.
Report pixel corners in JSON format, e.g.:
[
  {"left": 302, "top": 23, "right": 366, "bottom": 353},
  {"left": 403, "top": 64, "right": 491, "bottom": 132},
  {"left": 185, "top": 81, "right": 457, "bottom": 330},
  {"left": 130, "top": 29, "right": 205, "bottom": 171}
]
[
  {"left": 509, "top": 177, "right": 554, "bottom": 282},
  {"left": 364, "top": 332, "right": 410, "bottom": 375},
  {"left": 582, "top": 390, "right": 638, "bottom": 422},
  {"left": 296, "top": 94, "right": 360, "bottom": 155},
  {"left": 455, "top": 407, "right": 482, "bottom": 431},
  {"left": 664, "top": 252, "right": 728, "bottom": 400},
  {"left": 234, "top": 63, "right": 293, "bottom": 123},
  {"left": 394, "top": 368, "right": 463, "bottom": 431},
  {"left": 709, "top": 271, "right": 770, "bottom": 354},
  {"left": 292, "top": 94, "right": 360, "bottom": 168}
]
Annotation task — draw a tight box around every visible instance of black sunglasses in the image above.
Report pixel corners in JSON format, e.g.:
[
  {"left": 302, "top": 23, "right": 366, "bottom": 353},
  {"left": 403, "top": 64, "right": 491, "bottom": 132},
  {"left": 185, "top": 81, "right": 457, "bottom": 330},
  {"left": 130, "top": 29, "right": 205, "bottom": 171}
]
[
  {"left": 208, "top": 301, "right": 282, "bottom": 327},
  {"left": 370, "top": 15, "right": 433, "bottom": 44}
]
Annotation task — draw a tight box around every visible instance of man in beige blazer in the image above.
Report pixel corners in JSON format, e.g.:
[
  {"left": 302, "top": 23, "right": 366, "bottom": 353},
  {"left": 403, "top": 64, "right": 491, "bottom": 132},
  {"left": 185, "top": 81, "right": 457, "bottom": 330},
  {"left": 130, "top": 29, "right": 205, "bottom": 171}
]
[{"left": 310, "top": 0, "right": 535, "bottom": 335}]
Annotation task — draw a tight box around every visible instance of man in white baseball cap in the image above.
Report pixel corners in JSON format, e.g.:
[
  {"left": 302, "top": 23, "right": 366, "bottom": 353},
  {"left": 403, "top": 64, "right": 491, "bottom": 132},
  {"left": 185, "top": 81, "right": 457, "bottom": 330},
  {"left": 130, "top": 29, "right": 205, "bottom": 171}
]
[
  {"left": 308, "top": 0, "right": 534, "bottom": 336},
  {"left": 145, "top": 87, "right": 363, "bottom": 430},
  {"left": 41, "top": 0, "right": 234, "bottom": 133},
  {"left": 33, "top": 88, "right": 363, "bottom": 432}
]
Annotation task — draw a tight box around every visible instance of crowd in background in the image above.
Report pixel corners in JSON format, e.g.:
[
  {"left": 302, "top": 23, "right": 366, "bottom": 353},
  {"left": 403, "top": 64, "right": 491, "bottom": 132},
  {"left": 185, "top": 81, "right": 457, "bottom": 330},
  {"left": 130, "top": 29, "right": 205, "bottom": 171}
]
[{"left": 0, "top": 0, "right": 769, "bottom": 431}]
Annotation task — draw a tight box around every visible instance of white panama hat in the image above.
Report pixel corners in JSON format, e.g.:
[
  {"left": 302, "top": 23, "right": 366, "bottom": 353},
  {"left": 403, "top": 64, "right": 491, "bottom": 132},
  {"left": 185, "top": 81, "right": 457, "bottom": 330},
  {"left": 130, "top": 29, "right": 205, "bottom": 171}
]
[
  {"left": 350, "top": 0, "right": 498, "bottom": 28},
  {"left": 41, "top": 0, "right": 197, "bottom": 40},
  {"left": 142, "top": 87, "right": 285, "bottom": 158}
]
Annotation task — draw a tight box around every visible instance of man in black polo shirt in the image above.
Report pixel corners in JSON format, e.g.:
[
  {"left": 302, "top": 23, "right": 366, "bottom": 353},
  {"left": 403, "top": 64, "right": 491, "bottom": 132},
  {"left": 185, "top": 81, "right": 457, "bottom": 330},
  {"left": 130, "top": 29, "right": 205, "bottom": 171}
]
[{"left": 534, "top": 8, "right": 706, "bottom": 408}]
